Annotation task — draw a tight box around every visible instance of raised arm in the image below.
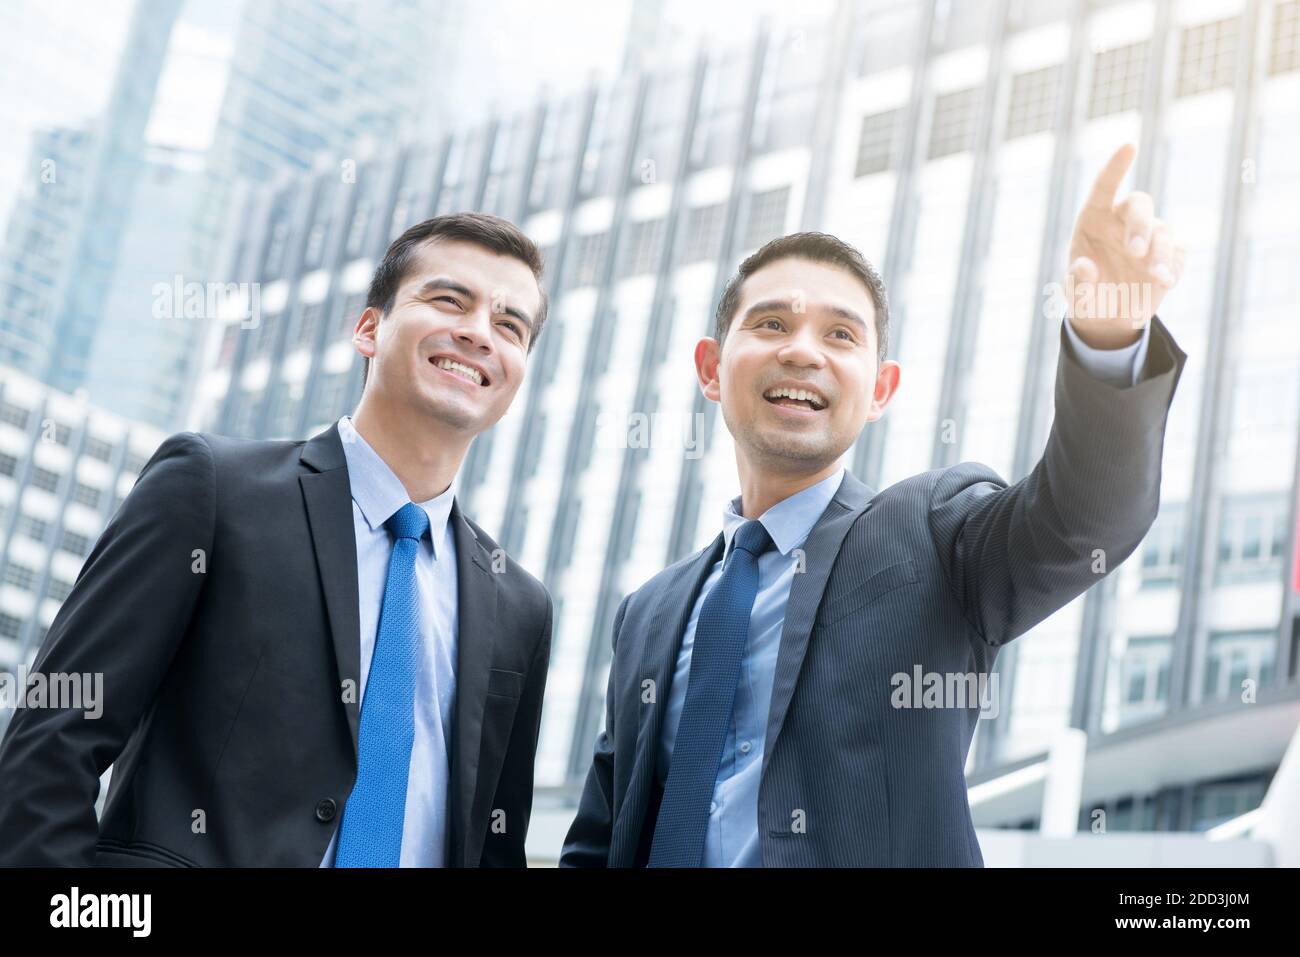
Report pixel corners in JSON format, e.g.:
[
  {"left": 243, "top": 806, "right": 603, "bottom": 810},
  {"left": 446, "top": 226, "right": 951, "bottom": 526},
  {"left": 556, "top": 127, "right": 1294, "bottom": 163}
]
[{"left": 928, "top": 145, "right": 1188, "bottom": 647}]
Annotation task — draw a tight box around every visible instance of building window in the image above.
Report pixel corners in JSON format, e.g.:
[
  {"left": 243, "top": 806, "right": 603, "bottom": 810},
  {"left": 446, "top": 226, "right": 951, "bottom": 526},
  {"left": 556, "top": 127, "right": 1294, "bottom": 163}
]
[
  {"left": 47, "top": 578, "right": 73, "bottom": 603},
  {"left": 17, "top": 515, "right": 48, "bottom": 543},
  {"left": 571, "top": 232, "right": 610, "bottom": 288},
  {"left": 83, "top": 437, "right": 114, "bottom": 463},
  {"left": 1190, "top": 776, "right": 1269, "bottom": 831},
  {"left": 1215, "top": 494, "right": 1288, "bottom": 583},
  {"left": 1006, "top": 65, "right": 1061, "bottom": 140},
  {"left": 312, "top": 373, "right": 347, "bottom": 425},
  {"left": 1270, "top": 0, "right": 1300, "bottom": 74},
  {"left": 742, "top": 186, "right": 790, "bottom": 252},
  {"left": 1118, "top": 635, "right": 1170, "bottom": 725},
  {"left": 263, "top": 219, "right": 291, "bottom": 278},
  {"left": 29, "top": 467, "right": 60, "bottom": 494},
  {"left": 0, "top": 452, "right": 17, "bottom": 477},
  {"left": 854, "top": 108, "right": 900, "bottom": 177},
  {"left": 337, "top": 293, "right": 366, "bottom": 338},
  {"left": 302, "top": 220, "right": 329, "bottom": 269},
  {"left": 680, "top": 203, "right": 726, "bottom": 264},
  {"left": 249, "top": 313, "right": 278, "bottom": 359},
  {"left": 619, "top": 218, "right": 666, "bottom": 278},
  {"left": 123, "top": 452, "right": 148, "bottom": 475},
  {"left": 294, "top": 303, "right": 323, "bottom": 350},
  {"left": 0, "top": 613, "right": 21, "bottom": 640},
  {"left": 47, "top": 421, "right": 72, "bottom": 446},
  {"left": 71, "top": 482, "right": 101, "bottom": 510},
  {"left": 1088, "top": 40, "right": 1147, "bottom": 118},
  {"left": 59, "top": 529, "right": 91, "bottom": 558},
  {"left": 1177, "top": 17, "right": 1238, "bottom": 97},
  {"left": 3, "top": 563, "right": 37, "bottom": 592},
  {"left": 1141, "top": 503, "right": 1184, "bottom": 586},
  {"left": 266, "top": 382, "right": 305, "bottom": 439},
  {"left": 346, "top": 197, "right": 372, "bottom": 257},
  {"left": 0, "top": 400, "right": 31, "bottom": 430},
  {"left": 1203, "top": 630, "right": 1276, "bottom": 703},
  {"left": 927, "top": 87, "right": 980, "bottom": 159}
]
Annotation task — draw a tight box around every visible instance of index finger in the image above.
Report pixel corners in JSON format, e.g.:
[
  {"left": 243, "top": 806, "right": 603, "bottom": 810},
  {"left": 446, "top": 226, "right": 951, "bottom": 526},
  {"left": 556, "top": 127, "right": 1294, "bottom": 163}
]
[{"left": 1086, "top": 143, "right": 1137, "bottom": 210}]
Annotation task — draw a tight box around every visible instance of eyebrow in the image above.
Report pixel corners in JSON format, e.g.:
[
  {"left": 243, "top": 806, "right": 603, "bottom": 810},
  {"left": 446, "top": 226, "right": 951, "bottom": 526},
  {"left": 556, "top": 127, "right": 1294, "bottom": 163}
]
[
  {"left": 742, "top": 298, "right": 868, "bottom": 334},
  {"left": 413, "top": 276, "right": 535, "bottom": 337}
]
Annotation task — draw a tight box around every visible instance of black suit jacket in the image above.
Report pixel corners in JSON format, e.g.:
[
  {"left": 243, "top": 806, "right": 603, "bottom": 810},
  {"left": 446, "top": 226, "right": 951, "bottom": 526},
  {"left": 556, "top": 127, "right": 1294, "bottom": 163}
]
[
  {"left": 562, "top": 317, "right": 1186, "bottom": 867},
  {"left": 0, "top": 423, "right": 552, "bottom": 867}
]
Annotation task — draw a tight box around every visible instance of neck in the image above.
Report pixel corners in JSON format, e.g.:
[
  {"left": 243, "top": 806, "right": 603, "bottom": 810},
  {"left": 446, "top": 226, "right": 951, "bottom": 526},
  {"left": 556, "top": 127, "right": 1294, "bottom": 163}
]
[
  {"left": 734, "top": 452, "right": 842, "bottom": 519},
  {"left": 350, "top": 390, "right": 470, "bottom": 503}
]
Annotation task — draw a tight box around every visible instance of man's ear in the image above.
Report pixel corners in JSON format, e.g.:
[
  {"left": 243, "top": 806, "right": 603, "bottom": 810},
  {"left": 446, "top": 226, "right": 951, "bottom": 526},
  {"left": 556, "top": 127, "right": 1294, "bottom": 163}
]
[
  {"left": 865, "top": 359, "right": 901, "bottom": 423},
  {"left": 694, "top": 337, "right": 722, "bottom": 403},
  {"left": 353, "top": 306, "right": 380, "bottom": 361}
]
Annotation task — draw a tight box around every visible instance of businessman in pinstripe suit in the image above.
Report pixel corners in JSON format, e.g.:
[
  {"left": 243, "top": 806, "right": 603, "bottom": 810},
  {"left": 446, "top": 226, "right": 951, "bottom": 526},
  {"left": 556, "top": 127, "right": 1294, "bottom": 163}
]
[{"left": 562, "top": 144, "right": 1188, "bottom": 866}]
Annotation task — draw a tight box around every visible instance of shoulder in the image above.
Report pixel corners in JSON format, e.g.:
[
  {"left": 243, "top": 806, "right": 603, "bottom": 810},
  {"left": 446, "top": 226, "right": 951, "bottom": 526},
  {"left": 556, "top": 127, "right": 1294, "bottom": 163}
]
[
  {"left": 189, "top": 431, "right": 307, "bottom": 468},
  {"left": 870, "top": 461, "right": 1010, "bottom": 509}
]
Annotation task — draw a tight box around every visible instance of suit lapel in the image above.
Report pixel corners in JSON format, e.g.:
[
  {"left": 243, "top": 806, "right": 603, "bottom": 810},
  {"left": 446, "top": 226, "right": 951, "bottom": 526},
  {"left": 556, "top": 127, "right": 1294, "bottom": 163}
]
[
  {"left": 760, "top": 470, "right": 875, "bottom": 778},
  {"left": 620, "top": 533, "right": 725, "bottom": 831},
  {"left": 299, "top": 424, "right": 362, "bottom": 756},
  {"left": 447, "top": 498, "right": 500, "bottom": 867}
]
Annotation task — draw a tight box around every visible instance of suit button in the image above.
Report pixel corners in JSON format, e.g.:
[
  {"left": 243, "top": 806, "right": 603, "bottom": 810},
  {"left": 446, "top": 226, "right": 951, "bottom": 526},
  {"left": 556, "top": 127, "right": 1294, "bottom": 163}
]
[{"left": 315, "top": 798, "right": 337, "bottom": 823}]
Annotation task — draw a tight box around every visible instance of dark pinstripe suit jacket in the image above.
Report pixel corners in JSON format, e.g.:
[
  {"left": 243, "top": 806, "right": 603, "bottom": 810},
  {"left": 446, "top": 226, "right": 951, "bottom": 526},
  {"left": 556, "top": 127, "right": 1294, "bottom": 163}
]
[{"left": 561, "top": 317, "right": 1186, "bottom": 867}]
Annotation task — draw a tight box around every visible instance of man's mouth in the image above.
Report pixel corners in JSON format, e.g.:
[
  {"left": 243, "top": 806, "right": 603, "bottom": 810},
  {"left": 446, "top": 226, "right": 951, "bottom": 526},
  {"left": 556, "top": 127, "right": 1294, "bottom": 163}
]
[
  {"left": 762, "top": 385, "right": 828, "bottom": 411},
  {"left": 430, "top": 355, "right": 489, "bottom": 387}
]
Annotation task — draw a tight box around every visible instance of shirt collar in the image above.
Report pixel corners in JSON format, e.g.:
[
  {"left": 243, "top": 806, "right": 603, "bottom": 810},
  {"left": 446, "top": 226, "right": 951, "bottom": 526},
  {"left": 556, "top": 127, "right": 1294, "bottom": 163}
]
[
  {"left": 720, "top": 466, "right": 847, "bottom": 561},
  {"left": 337, "top": 415, "right": 456, "bottom": 559}
]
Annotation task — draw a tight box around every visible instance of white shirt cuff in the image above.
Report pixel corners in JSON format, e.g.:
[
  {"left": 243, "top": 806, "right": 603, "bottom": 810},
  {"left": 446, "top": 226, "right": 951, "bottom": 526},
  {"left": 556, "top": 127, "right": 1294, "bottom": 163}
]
[{"left": 1062, "top": 318, "right": 1152, "bottom": 387}]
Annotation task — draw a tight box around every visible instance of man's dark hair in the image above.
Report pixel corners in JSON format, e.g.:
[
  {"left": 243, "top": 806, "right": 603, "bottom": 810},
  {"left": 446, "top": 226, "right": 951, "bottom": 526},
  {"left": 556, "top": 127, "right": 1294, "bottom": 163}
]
[
  {"left": 361, "top": 211, "right": 549, "bottom": 384},
  {"left": 713, "top": 231, "right": 890, "bottom": 362}
]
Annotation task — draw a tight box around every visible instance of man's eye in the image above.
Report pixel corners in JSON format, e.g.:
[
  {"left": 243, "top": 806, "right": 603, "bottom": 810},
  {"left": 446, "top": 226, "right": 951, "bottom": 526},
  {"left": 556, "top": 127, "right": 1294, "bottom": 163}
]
[
  {"left": 433, "top": 296, "right": 462, "bottom": 307},
  {"left": 762, "top": 318, "right": 784, "bottom": 330},
  {"left": 497, "top": 320, "right": 521, "bottom": 337},
  {"left": 832, "top": 328, "right": 854, "bottom": 341}
]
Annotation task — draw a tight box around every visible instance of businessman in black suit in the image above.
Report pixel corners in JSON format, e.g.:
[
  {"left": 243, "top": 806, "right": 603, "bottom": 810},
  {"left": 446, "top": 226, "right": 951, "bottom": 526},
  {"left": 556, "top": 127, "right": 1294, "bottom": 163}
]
[
  {"left": 562, "top": 144, "right": 1188, "bottom": 866},
  {"left": 0, "top": 212, "right": 553, "bottom": 867}
]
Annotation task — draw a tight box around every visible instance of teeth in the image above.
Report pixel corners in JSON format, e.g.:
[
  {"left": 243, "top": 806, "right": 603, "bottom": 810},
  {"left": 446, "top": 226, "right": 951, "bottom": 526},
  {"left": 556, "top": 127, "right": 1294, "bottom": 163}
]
[
  {"left": 763, "top": 386, "right": 826, "bottom": 409},
  {"left": 434, "top": 357, "right": 483, "bottom": 384}
]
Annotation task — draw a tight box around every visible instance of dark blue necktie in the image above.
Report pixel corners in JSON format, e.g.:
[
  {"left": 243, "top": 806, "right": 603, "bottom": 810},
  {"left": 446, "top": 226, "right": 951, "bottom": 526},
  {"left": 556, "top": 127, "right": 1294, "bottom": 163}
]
[
  {"left": 335, "top": 502, "right": 428, "bottom": 867},
  {"left": 649, "top": 518, "right": 773, "bottom": 867}
]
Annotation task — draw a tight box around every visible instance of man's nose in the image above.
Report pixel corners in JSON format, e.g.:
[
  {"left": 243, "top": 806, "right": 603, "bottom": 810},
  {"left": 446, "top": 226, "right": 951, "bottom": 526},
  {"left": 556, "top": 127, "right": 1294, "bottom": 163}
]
[
  {"left": 452, "top": 305, "right": 494, "bottom": 353},
  {"left": 778, "top": 327, "right": 827, "bottom": 366}
]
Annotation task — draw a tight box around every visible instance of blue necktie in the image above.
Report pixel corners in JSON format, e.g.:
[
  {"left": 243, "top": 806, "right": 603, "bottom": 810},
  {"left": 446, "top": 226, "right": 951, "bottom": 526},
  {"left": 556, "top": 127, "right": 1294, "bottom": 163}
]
[
  {"left": 649, "top": 518, "right": 774, "bottom": 867},
  {"left": 335, "top": 502, "right": 429, "bottom": 867}
]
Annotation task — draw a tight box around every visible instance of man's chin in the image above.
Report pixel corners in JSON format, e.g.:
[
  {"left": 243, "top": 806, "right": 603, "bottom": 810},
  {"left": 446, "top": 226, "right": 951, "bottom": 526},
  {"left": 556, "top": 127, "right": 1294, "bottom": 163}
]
[
  {"left": 417, "top": 394, "right": 483, "bottom": 433},
  {"left": 743, "top": 430, "right": 840, "bottom": 468}
]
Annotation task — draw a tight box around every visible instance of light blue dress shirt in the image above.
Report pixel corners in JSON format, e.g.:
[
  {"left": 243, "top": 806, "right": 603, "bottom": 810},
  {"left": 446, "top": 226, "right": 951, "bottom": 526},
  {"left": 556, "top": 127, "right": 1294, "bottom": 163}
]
[
  {"left": 657, "top": 465, "right": 846, "bottom": 867},
  {"left": 320, "top": 414, "right": 460, "bottom": 868},
  {"left": 656, "top": 319, "right": 1150, "bottom": 866}
]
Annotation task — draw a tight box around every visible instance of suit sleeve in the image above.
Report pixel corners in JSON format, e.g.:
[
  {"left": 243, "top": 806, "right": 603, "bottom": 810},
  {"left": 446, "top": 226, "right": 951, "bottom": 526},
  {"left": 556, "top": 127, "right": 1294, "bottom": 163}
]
[
  {"left": 558, "top": 592, "right": 630, "bottom": 868},
  {"left": 927, "top": 315, "right": 1186, "bottom": 648},
  {"left": 479, "top": 590, "right": 552, "bottom": 867},
  {"left": 0, "top": 431, "right": 215, "bottom": 866}
]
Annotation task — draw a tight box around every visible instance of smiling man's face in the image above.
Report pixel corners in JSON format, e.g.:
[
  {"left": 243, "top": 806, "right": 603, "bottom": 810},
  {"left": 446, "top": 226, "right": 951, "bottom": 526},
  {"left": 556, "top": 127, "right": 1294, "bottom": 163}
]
[
  {"left": 696, "top": 256, "right": 900, "bottom": 475},
  {"left": 354, "top": 238, "right": 542, "bottom": 436}
]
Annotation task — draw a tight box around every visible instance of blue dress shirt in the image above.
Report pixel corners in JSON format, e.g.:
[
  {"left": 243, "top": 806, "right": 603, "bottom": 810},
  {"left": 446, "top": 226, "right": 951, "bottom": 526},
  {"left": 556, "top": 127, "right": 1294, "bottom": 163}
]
[
  {"left": 320, "top": 415, "right": 460, "bottom": 867},
  {"left": 656, "top": 318, "right": 1150, "bottom": 866}
]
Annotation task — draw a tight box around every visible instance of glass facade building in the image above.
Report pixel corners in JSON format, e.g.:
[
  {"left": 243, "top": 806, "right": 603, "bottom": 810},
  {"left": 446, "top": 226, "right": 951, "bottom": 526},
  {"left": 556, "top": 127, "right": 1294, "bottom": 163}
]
[
  {"left": 0, "top": 368, "right": 165, "bottom": 735},
  {"left": 189, "top": 0, "right": 1300, "bottom": 834}
]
